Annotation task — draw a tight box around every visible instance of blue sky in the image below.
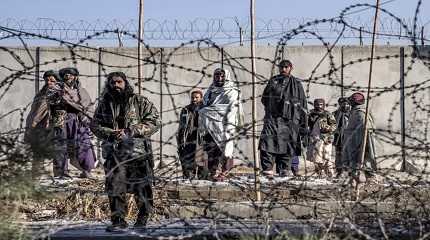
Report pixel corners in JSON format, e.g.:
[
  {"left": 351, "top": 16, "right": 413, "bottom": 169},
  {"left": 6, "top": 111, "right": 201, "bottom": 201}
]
[
  {"left": 1, "top": 0, "right": 429, "bottom": 46},
  {"left": 1, "top": 0, "right": 428, "bottom": 21}
]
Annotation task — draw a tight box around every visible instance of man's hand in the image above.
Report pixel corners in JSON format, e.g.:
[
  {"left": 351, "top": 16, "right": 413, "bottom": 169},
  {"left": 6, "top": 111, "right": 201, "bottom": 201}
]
[
  {"left": 113, "top": 129, "right": 129, "bottom": 141},
  {"left": 46, "top": 85, "right": 63, "bottom": 105}
]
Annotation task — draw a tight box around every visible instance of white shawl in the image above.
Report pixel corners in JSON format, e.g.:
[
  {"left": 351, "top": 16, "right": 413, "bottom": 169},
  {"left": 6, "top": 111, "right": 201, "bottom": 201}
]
[{"left": 199, "top": 69, "right": 244, "bottom": 158}]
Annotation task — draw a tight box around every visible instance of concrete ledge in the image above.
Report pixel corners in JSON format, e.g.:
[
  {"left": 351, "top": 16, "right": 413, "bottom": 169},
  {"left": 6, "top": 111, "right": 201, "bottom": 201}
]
[{"left": 167, "top": 201, "right": 413, "bottom": 220}]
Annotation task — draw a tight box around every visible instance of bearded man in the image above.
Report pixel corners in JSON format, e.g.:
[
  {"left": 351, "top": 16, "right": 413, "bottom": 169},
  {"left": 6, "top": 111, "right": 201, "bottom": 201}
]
[
  {"left": 342, "top": 92, "right": 377, "bottom": 182},
  {"left": 91, "top": 71, "right": 160, "bottom": 231},
  {"left": 307, "top": 98, "right": 337, "bottom": 178},
  {"left": 177, "top": 88, "right": 206, "bottom": 179},
  {"left": 52, "top": 67, "right": 96, "bottom": 179},
  {"left": 199, "top": 68, "right": 243, "bottom": 181},
  {"left": 333, "top": 97, "right": 351, "bottom": 177},
  {"left": 259, "top": 60, "right": 308, "bottom": 178},
  {"left": 25, "top": 70, "right": 62, "bottom": 179}
]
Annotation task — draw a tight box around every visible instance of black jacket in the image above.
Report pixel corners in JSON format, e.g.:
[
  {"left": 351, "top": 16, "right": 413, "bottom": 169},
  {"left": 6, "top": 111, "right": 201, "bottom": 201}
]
[{"left": 259, "top": 74, "right": 308, "bottom": 155}]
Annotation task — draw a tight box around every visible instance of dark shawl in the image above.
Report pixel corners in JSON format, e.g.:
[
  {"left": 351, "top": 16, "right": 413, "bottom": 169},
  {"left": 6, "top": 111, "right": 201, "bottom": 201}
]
[
  {"left": 259, "top": 74, "right": 308, "bottom": 155},
  {"left": 341, "top": 104, "right": 377, "bottom": 169},
  {"left": 24, "top": 85, "right": 53, "bottom": 144}
]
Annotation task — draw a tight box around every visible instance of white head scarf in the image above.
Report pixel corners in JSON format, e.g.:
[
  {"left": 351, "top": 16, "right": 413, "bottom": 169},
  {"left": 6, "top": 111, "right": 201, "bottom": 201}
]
[{"left": 199, "top": 68, "right": 244, "bottom": 158}]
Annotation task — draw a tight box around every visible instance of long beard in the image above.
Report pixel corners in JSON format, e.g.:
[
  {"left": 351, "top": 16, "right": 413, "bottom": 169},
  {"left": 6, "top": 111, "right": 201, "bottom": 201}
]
[
  {"left": 190, "top": 102, "right": 202, "bottom": 111},
  {"left": 214, "top": 81, "right": 225, "bottom": 87},
  {"left": 341, "top": 106, "right": 351, "bottom": 112},
  {"left": 111, "top": 88, "right": 126, "bottom": 100},
  {"left": 65, "top": 79, "right": 76, "bottom": 88}
]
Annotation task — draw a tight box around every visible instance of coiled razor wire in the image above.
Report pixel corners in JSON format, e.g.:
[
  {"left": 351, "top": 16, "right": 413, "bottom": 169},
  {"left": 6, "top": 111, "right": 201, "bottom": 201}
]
[
  {"left": 0, "top": 1, "right": 430, "bottom": 239},
  {"left": 0, "top": 16, "right": 428, "bottom": 45}
]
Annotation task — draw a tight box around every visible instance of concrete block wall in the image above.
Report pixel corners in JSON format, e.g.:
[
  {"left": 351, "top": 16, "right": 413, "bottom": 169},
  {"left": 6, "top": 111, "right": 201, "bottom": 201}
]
[{"left": 1, "top": 45, "right": 428, "bottom": 171}]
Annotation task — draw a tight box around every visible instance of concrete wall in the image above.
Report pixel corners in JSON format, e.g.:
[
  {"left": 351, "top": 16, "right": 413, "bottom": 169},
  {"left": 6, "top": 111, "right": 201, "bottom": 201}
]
[{"left": 1, "top": 45, "right": 429, "bottom": 170}]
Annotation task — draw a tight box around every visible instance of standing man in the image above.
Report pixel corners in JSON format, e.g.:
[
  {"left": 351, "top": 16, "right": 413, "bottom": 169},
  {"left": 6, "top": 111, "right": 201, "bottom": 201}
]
[
  {"left": 259, "top": 60, "right": 308, "bottom": 178},
  {"left": 177, "top": 88, "right": 207, "bottom": 179},
  {"left": 333, "top": 97, "right": 351, "bottom": 178},
  {"left": 342, "top": 92, "right": 377, "bottom": 183},
  {"left": 307, "top": 99, "right": 337, "bottom": 178},
  {"left": 25, "top": 70, "right": 62, "bottom": 179},
  {"left": 91, "top": 72, "right": 160, "bottom": 231},
  {"left": 199, "top": 68, "right": 243, "bottom": 181},
  {"left": 55, "top": 67, "right": 96, "bottom": 179},
  {"left": 40, "top": 67, "right": 96, "bottom": 179}
]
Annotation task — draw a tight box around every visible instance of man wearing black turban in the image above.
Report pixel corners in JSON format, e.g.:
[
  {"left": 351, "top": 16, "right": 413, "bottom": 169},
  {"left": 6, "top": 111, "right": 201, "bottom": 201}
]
[
  {"left": 25, "top": 70, "right": 62, "bottom": 179},
  {"left": 52, "top": 67, "right": 96, "bottom": 179},
  {"left": 91, "top": 71, "right": 160, "bottom": 231}
]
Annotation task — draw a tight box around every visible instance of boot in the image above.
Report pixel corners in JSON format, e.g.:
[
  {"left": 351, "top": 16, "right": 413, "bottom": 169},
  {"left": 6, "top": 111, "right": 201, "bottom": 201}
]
[
  {"left": 134, "top": 217, "right": 148, "bottom": 229},
  {"left": 279, "top": 170, "right": 290, "bottom": 177},
  {"left": 106, "top": 218, "right": 128, "bottom": 232},
  {"left": 291, "top": 168, "right": 301, "bottom": 177},
  {"left": 262, "top": 170, "right": 274, "bottom": 180}
]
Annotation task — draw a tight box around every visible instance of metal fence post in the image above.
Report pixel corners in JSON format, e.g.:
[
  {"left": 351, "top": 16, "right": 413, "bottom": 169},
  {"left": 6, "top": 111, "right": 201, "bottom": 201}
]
[
  {"left": 98, "top": 48, "right": 103, "bottom": 96},
  {"left": 221, "top": 48, "right": 224, "bottom": 69},
  {"left": 400, "top": 47, "right": 406, "bottom": 171},
  {"left": 35, "top": 47, "right": 40, "bottom": 94},
  {"left": 341, "top": 46, "right": 344, "bottom": 98},
  {"left": 158, "top": 48, "right": 164, "bottom": 169},
  {"left": 239, "top": 27, "right": 244, "bottom": 46},
  {"left": 97, "top": 47, "right": 103, "bottom": 166}
]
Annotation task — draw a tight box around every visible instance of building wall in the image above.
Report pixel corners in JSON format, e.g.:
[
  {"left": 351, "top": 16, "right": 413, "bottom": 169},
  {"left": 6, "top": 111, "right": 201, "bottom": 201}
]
[{"left": 1, "top": 45, "right": 428, "bottom": 170}]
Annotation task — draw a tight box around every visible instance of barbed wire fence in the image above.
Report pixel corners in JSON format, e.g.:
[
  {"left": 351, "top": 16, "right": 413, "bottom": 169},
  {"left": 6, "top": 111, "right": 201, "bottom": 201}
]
[
  {"left": 0, "top": 15, "right": 429, "bottom": 46},
  {"left": 1, "top": 1, "right": 430, "bottom": 239}
]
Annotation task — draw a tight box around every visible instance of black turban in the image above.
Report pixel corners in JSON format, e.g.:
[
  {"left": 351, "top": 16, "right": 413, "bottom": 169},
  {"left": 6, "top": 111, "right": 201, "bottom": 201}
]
[
  {"left": 337, "top": 97, "right": 348, "bottom": 104},
  {"left": 43, "top": 70, "right": 60, "bottom": 81},
  {"left": 278, "top": 59, "right": 293, "bottom": 68},
  {"left": 314, "top": 98, "right": 325, "bottom": 105},
  {"left": 59, "top": 67, "right": 79, "bottom": 79}
]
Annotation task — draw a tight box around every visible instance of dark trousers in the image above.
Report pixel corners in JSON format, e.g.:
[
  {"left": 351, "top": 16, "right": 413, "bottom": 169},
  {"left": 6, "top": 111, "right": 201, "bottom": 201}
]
[
  {"left": 203, "top": 134, "right": 233, "bottom": 178},
  {"left": 179, "top": 144, "right": 197, "bottom": 179},
  {"left": 179, "top": 143, "right": 209, "bottom": 179},
  {"left": 334, "top": 147, "right": 343, "bottom": 175},
  {"left": 29, "top": 129, "right": 55, "bottom": 179},
  {"left": 290, "top": 156, "right": 299, "bottom": 173},
  {"left": 108, "top": 184, "right": 153, "bottom": 224},
  {"left": 260, "top": 150, "right": 291, "bottom": 175},
  {"left": 104, "top": 146, "right": 153, "bottom": 224},
  {"left": 53, "top": 127, "right": 69, "bottom": 177}
]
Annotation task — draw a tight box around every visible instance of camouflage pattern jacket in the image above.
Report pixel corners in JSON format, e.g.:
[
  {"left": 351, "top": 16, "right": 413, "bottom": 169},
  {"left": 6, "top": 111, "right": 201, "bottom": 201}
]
[
  {"left": 91, "top": 90, "right": 160, "bottom": 170},
  {"left": 308, "top": 109, "right": 337, "bottom": 144},
  {"left": 91, "top": 93, "right": 160, "bottom": 142}
]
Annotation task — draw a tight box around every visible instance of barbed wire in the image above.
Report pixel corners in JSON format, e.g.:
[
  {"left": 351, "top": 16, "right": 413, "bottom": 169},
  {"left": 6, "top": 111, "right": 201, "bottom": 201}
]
[
  {"left": 1, "top": 1, "right": 430, "bottom": 239},
  {"left": 0, "top": 16, "right": 429, "bottom": 45}
]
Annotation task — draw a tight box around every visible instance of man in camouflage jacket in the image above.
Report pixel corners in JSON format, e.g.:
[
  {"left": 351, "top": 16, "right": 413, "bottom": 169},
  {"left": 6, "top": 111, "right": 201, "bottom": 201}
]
[
  {"left": 91, "top": 71, "right": 160, "bottom": 232},
  {"left": 307, "top": 98, "right": 337, "bottom": 178}
]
